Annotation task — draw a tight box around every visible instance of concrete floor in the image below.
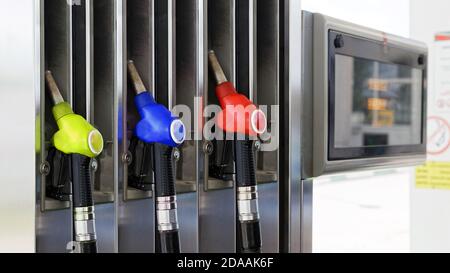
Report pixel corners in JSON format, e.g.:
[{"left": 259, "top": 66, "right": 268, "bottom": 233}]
[{"left": 313, "top": 169, "right": 412, "bottom": 253}]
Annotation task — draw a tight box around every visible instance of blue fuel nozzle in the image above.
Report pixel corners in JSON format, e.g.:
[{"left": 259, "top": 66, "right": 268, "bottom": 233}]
[{"left": 134, "top": 92, "right": 186, "bottom": 147}]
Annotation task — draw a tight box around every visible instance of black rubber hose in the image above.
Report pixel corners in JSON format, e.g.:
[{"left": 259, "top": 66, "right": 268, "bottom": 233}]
[
  {"left": 153, "top": 144, "right": 176, "bottom": 197},
  {"left": 237, "top": 221, "right": 262, "bottom": 253},
  {"left": 78, "top": 240, "right": 97, "bottom": 254},
  {"left": 153, "top": 143, "right": 180, "bottom": 253},
  {"left": 234, "top": 139, "right": 257, "bottom": 188},
  {"left": 71, "top": 154, "right": 97, "bottom": 253},
  {"left": 156, "top": 230, "right": 180, "bottom": 254},
  {"left": 71, "top": 154, "right": 94, "bottom": 208},
  {"left": 234, "top": 136, "right": 262, "bottom": 253}
]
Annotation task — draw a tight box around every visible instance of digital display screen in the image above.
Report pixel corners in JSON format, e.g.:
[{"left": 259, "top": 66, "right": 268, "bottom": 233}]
[{"left": 334, "top": 54, "right": 423, "bottom": 148}]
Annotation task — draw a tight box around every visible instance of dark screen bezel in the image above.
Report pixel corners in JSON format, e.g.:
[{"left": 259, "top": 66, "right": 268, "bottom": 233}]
[{"left": 328, "top": 30, "right": 427, "bottom": 161}]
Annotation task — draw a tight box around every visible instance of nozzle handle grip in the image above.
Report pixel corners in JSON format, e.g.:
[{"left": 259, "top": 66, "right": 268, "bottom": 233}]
[
  {"left": 78, "top": 240, "right": 97, "bottom": 254},
  {"left": 71, "top": 154, "right": 94, "bottom": 208},
  {"left": 128, "top": 137, "right": 153, "bottom": 191},
  {"left": 234, "top": 138, "right": 257, "bottom": 188},
  {"left": 156, "top": 230, "right": 180, "bottom": 253},
  {"left": 238, "top": 220, "right": 262, "bottom": 253},
  {"left": 153, "top": 144, "right": 176, "bottom": 197}
]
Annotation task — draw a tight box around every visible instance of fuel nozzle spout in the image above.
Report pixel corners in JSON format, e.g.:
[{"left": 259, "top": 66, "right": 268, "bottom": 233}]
[
  {"left": 208, "top": 51, "right": 267, "bottom": 136},
  {"left": 45, "top": 71, "right": 65, "bottom": 105},
  {"left": 208, "top": 50, "right": 228, "bottom": 85},
  {"left": 127, "top": 60, "right": 147, "bottom": 95},
  {"left": 128, "top": 60, "right": 186, "bottom": 147}
]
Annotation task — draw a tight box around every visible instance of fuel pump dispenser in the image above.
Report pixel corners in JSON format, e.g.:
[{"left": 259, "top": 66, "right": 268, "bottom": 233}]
[
  {"left": 45, "top": 71, "right": 104, "bottom": 253},
  {"left": 208, "top": 51, "right": 267, "bottom": 253},
  {"left": 127, "top": 60, "right": 186, "bottom": 253}
]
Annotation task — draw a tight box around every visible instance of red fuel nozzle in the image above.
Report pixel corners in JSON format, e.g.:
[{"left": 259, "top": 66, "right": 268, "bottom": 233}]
[{"left": 208, "top": 51, "right": 267, "bottom": 136}]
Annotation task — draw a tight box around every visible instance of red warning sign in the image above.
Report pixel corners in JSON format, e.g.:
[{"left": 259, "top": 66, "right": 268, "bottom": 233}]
[
  {"left": 435, "top": 33, "right": 450, "bottom": 41},
  {"left": 427, "top": 116, "right": 450, "bottom": 156}
]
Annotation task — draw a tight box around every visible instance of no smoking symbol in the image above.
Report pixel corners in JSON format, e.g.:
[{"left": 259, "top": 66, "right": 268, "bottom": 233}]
[{"left": 427, "top": 116, "right": 450, "bottom": 156}]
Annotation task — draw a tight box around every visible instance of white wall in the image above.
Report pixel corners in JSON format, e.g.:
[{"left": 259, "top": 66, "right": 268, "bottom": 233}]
[
  {"left": 303, "top": 0, "right": 410, "bottom": 37},
  {"left": 410, "top": 0, "right": 450, "bottom": 252},
  {"left": 0, "top": 1, "right": 38, "bottom": 252}
]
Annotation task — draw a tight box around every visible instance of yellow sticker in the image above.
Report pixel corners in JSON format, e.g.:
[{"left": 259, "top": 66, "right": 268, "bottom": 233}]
[{"left": 416, "top": 161, "right": 450, "bottom": 190}]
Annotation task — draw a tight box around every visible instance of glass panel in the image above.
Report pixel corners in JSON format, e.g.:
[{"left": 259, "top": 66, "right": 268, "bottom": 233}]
[{"left": 334, "top": 54, "right": 423, "bottom": 148}]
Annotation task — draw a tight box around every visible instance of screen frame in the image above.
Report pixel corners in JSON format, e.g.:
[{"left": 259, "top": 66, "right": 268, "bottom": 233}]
[{"left": 327, "top": 30, "right": 427, "bottom": 161}]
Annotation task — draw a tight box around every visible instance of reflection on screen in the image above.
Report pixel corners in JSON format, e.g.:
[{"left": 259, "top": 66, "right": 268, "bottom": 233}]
[{"left": 334, "top": 54, "right": 423, "bottom": 148}]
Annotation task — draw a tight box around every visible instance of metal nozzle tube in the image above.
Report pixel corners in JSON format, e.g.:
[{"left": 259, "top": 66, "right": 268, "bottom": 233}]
[
  {"left": 128, "top": 60, "right": 147, "bottom": 94},
  {"left": 45, "top": 71, "right": 65, "bottom": 105},
  {"left": 208, "top": 50, "right": 228, "bottom": 85}
]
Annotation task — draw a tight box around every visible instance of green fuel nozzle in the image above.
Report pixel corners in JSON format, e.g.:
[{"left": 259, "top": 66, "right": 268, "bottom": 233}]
[
  {"left": 45, "top": 71, "right": 104, "bottom": 158},
  {"left": 45, "top": 70, "right": 102, "bottom": 253}
]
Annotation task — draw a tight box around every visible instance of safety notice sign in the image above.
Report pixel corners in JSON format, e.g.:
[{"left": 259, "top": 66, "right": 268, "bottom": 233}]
[
  {"left": 416, "top": 32, "right": 450, "bottom": 190},
  {"left": 432, "top": 32, "right": 450, "bottom": 113}
]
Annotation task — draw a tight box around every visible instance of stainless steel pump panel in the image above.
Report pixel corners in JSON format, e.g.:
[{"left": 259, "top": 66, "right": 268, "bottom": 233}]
[{"left": 303, "top": 13, "right": 428, "bottom": 178}]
